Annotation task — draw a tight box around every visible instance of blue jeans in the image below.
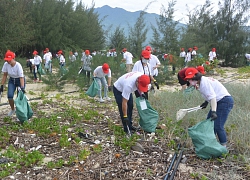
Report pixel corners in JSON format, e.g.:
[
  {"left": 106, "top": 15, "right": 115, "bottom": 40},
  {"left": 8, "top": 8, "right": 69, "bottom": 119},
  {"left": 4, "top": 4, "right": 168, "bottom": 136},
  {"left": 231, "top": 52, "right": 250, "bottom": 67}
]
[
  {"left": 95, "top": 77, "right": 108, "bottom": 98},
  {"left": 207, "top": 96, "right": 234, "bottom": 145},
  {"left": 34, "top": 64, "right": 41, "bottom": 80},
  {"left": 8, "top": 77, "right": 26, "bottom": 99},
  {"left": 113, "top": 86, "right": 133, "bottom": 133}
]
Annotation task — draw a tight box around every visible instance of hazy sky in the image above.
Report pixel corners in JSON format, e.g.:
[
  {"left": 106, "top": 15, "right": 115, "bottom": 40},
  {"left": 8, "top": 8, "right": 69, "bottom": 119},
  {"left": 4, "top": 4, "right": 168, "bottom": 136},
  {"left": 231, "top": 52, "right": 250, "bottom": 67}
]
[{"left": 80, "top": 0, "right": 219, "bottom": 24}]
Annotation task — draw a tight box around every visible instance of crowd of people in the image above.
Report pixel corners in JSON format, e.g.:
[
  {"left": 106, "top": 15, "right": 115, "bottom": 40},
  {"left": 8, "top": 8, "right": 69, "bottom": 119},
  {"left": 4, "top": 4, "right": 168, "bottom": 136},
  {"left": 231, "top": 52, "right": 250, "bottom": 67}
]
[{"left": 0, "top": 45, "right": 237, "bottom": 149}]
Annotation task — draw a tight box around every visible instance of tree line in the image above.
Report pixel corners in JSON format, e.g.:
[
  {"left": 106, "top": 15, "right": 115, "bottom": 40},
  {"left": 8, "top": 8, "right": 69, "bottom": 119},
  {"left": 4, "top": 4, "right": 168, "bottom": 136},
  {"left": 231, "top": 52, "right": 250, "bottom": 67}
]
[{"left": 0, "top": 0, "right": 249, "bottom": 67}]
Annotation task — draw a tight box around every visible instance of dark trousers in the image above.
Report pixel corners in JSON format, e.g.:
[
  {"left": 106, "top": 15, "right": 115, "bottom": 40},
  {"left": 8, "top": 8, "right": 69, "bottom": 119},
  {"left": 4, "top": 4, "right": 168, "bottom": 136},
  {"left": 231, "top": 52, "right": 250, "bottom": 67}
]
[
  {"left": 113, "top": 86, "right": 134, "bottom": 133},
  {"left": 134, "top": 90, "right": 148, "bottom": 100}
]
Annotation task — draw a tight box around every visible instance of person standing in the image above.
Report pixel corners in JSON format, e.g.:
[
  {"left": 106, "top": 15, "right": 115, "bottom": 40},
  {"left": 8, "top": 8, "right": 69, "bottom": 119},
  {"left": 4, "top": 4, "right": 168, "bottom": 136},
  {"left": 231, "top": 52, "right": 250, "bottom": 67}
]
[
  {"left": 93, "top": 63, "right": 112, "bottom": 103},
  {"left": 245, "top": 53, "right": 250, "bottom": 66},
  {"left": 121, "top": 48, "right": 133, "bottom": 73},
  {"left": 32, "top": 50, "right": 43, "bottom": 82},
  {"left": 145, "top": 46, "right": 161, "bottom": 78},
  {"left": 184, "top": 67, "right": 234, "bottom": 147},
  {"left": 185, "top": 48, "right": 192, "bottom": 67},
  {"left": 191, "top": 46, "right": 198, "bottom": 60},
  {"left": 0, "top": 50, "right": 26, "bottom": 116},
  {"left": 81, "top": 49, "right": 93, "bottom": 84},
  {"left": 69, "top": 51, "right": 76, "bottom": 63},
  {"left": 43, "top": 48, "right": 52, "bottom": 73},
  {"left": 179, "top": 48, "right": 186, "bottom": 64},
  {"left": 113, "top": 72, "right": 150, "bottom": 134},
  {"left": 132, "top": 50, "right": 159, "bottom": 99},
  {"left": 208, "top": 48, "right": 217, "bottom": 62}
]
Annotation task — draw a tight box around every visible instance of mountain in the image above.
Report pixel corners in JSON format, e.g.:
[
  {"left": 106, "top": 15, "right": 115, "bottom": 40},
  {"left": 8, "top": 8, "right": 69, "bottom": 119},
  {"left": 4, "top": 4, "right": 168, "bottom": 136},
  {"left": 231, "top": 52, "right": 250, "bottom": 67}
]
[{"left": 94, "top": 5, "right": 186, "bottom": 46}]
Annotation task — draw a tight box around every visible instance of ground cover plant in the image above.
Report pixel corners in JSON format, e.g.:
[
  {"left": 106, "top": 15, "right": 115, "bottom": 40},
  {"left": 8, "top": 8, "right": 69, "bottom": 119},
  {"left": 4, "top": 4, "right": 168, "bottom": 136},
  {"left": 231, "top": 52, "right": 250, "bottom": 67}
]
[{"left": 0, "top": 57, "right": 250, "bottom": 179}]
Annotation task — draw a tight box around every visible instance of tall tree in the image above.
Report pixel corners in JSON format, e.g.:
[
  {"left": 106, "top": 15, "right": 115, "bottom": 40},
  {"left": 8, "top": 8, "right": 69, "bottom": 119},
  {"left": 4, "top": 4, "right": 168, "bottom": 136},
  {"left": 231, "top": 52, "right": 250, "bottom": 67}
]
[{"left": 108, "top": 27, "right": 128, "bottom": 51}]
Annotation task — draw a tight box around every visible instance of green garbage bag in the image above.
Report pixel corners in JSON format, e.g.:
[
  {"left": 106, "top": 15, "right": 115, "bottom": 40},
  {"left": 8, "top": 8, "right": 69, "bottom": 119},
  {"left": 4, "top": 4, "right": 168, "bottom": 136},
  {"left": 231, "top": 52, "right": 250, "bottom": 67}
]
[
  {"left": 14, "top": 90, "right": 33, "bottom": 123},
  {"left": 120, "top": 63, "right": 126, "bottom": 69},
  {"left": 183, "top": 86, "right": 195, "bottom": 95},
  {"left": 60, "top": 66, "right": 68, "bottom": 75},
  {"left": 86, "top": 78, "right": 99, "bottom": 97},
  {"left": 188, "top": 119, "right": 228, "bottom": 159},
  {"left": 136, "top": 97, "right": 159, "bottom": 132},
  {"left": 38, "top": 64, "right": 46, "bottom": 75}
]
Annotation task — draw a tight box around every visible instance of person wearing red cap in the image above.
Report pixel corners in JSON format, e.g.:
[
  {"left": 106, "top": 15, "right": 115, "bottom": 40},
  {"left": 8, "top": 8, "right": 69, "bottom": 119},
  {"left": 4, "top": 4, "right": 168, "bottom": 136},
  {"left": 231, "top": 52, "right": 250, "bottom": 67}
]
[
  {"left": 177, "top": 66, "right": 205, "bottom": 90},
  {"left": 32, "top": 50, "right": 43, "bottom": 82},
  {"left": 121, "top": 48, "right": 133, "bottom": 73},
  {"left": 184, "top": 48, "right": 192, "bottom": 67},
  {"left": 57, "top": 51, "right": 66, "bottom": 76},
  {"left": 184, "top": 67, "right": 234, "bottom": 148},
  {"left": 179, "top": 48, "right": 186, "bottom": 63},
  {"left": 43, "top": 48, "right": 52, "bottom": 73},
  {"left": 145, "top": 46, "right": 161, "bottom": 78},
  {"left": 208, "top": 48, "right": 217, "bottom": 62},
  {"left": 191, "top": 46, "right": 198, "bottom": 60},
  {"left": 93, "top": 63, "right": 112, "bottom": 102},
  {"left": 0, "top": 50, "right": 26, "bottom": 116},
  {"left": 132, "top": 50, "right": 159, "bottom": 99},
  {"left": 113, "top": 72, "right": 150, "bottom": 134},
  {"left": 81, "top": 49, "right": 92, "bottom": 84}
]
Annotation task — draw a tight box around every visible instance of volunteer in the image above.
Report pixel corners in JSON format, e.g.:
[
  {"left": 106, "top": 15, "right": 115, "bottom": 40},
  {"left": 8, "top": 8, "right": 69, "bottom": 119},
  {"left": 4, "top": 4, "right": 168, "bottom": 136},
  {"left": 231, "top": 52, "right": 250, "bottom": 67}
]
[{"left": 32, "top": 50, "right": 43, "bottom": 82}]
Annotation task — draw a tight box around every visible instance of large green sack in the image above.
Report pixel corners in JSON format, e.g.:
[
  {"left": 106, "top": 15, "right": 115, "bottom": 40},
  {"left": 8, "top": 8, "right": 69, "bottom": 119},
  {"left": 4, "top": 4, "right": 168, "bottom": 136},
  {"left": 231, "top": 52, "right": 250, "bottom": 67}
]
[
  {"left": 136, "top": 97, "right": 159, "bottom": 133},
  {"left": 86, "top": 78, "right": 99, "bottom": 97},
  {"left": 183, "top": 86, "right": 195, "bottom": 95},
  {"left": 14, "top": 90, "right": 33, "bottom": 123},
  {"left": 38, "top": 64, "right": 46, "bottom": 75},
  {"left": 188, "top": 119, "right": 228, "bottom": 159}
]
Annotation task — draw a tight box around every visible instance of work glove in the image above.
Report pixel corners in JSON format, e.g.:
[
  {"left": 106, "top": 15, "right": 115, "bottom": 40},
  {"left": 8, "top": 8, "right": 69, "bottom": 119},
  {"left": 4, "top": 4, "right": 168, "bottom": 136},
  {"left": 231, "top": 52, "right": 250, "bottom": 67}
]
[
  {"left": 154, "top": 80, "right": 159, "bottom": 89},
  {"left": 200, "top": 101, "right": 208, "bottom": 109},
  {"left": 211, "top": 111, "right": 217, "bottom": 120},
  {"left": 108, "top": 86, "right": 113, "bottom": 92},
  {"left": 0, "top": 85, "right": 3, "bottom": 92},
  {"left": 21, "top": 87, "right": 26, "bottom": 94},
  {"left": 122, "top": 116, "right": 129, "bottom": 125}
]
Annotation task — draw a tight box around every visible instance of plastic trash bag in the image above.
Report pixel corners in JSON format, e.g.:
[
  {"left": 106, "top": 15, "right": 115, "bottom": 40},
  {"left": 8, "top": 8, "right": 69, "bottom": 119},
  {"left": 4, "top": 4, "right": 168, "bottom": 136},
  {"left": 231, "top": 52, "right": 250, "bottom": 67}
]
[
  {"left": 14, "top": 90, "right": 33, "bottom": 123},
  {"left": 86, "top": 78, "right": 100, "bottom": 97},
  {"left": 136, "top": 97, "right": 159, "bottom": 133},
  {"left": 188, "top": 119, "right": 228, "bottom": 159},
  {"left": 183, "top": 86, "right": 195, "bottom": 95},
  {"left": 38, "top": 64, "right": 46, "bottom": 75}
]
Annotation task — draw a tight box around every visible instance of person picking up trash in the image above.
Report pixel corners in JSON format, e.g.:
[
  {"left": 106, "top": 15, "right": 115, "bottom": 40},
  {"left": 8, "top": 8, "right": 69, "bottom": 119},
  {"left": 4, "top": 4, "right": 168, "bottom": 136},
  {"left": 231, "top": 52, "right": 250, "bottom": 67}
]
[
  {"left": 93, "top": 63, "right": 112, "bottom": 103},
  {"left": 113, "top": 72, "right": 150, "bottom": 134},
  {"left": 0, "top": 50, "right": 26, "bottom": 116},
  {"left": 184, "top": 67, "right": 234, "bottom": 148}
]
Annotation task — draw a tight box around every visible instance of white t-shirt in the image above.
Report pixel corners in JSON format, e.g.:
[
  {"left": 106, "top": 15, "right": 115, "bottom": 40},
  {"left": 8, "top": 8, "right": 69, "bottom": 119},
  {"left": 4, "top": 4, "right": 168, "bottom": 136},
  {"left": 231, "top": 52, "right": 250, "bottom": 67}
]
[
  {"left": 180, "top": 51, "right": 186, "bottom": 58},
  {"left": 69, "top": 55, "right": 76, "bottom": 62},
  {"left": 123, "top": 51, "right": 133, "bottom": 64},
  {"left": 132, "top": 60, "right": 152, "bottom": 76},
  {"left": 149, "top": 54, "right": 161, "bottom": 76},
  {"left": 59, "top": 55, "right": 65, "bottom": 63},
  {"left": 29, "top": 59, "right": 34, "bottom": 64},
  {"left": 2, "top": 62, "right": 24, "bottom": 78},
  {"left": 185, "top": 52, "right": 191, "bottom": 62},
  {"left": 199, "top": 76, "right": 230, "bottom": 102},
  {"left": 191, "top": 50, "right": 197, "bottom": 56},
  {"left": 114, "top": 72, "right": 144, "bottom": 100},
  {"left": 94, "top": 66, "right": 111, "bottom": 78},
  {"left": 245, "top": 54, "right": 250, "bottom": 59},
  {"left": 208, "top": 51, "right": 216, "bottom": 61},
  {"left": 33, "top": 55, "right": 42, "bottom": 65},
  {"left": 43, "top": 52, "right": 52, "bottom": 63}
]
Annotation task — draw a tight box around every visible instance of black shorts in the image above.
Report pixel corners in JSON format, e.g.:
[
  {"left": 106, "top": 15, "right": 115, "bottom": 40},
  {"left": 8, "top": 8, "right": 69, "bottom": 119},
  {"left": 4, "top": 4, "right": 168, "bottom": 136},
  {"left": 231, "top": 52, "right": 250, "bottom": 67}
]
[{"left": 177, "top": 73, "right": 189, "bottom": 86}]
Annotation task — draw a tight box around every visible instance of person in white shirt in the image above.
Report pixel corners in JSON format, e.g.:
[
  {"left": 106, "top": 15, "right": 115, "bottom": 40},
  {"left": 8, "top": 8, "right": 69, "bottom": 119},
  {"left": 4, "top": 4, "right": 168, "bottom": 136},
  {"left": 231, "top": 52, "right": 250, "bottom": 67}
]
[
  {"left": 0, "top": 50, "right": 26, "bottom": 116},
  {"left": 43, "top": 48, "right": 52, "bottom": 73},
  {"left": 132, "top": 50, "right": 159, "bottom": 99},
  {"left": 69, "top": 51, "right": 76, "bottom": 63},
  {"left": 81, "top": 49, "right": 92, "bottom": 84},
  {"left": 145, "top": 46, "right": 161, "bottom": 77},
  {"left": 113, "top": 72, "right": 150, "bottom": 134},
  {"left": 179, "top": 48, "right": 186, "bottom": 63},
  {"left": 185, "top": 48, "right": 192, "bottom": 67},
  {"left": 93, "top": 63, "right": 112, "bottom": 103},
  {"left": 208, "top": 48, "right": 217, "bottom": 62},
  {"left": 74, "top": 50, "right": 78, "bottom": 60},
  {"left": 245, "top": 53, "right": 250, "bottom": 65},
  {"left": 121, "top": 48, "right": 133, "bottom": 72},
  {"left": 191, "top": 46, "right": 198, "bottom": 60},
  {"left": 32, "top": 50, "right": 43, "bottom": 82},
  {"left": 184, "top": 67, "right": 234, "bottom": 148}
]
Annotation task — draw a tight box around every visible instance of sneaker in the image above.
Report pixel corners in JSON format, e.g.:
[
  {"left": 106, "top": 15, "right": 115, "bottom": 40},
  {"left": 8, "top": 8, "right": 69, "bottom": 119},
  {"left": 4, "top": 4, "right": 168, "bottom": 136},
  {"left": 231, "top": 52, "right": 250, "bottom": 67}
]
[
  {"left": 103, "top": 97, "right": 111, "bottom": 101},
  {"left": 38, "top": 80, "right": 43, "bottom": 83},
  {"left": 8, "top": 109, "right": 15, "bottom": 117},
  {"left": 33, "top": 79, "right": 37, "bottom": 82},
  {"left": 130, "top": 126, "right": 140, "bottom": 131},
  {"left": 98, "top": 98, "right": 105, "bottom": 103}
]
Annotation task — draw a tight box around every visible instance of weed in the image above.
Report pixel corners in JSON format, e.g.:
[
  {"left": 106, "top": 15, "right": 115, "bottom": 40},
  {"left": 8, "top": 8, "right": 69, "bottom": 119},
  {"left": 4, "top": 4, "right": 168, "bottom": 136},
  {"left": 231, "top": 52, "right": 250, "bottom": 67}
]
[
  {"left": 59, "top": 134, "right": 71, "bottom": 147},
  {"left": 78, "top": 149, "right": 91, "bottom": 160},
  {"left": 92, "top": 144, "right": 103, "bottom": 153}
]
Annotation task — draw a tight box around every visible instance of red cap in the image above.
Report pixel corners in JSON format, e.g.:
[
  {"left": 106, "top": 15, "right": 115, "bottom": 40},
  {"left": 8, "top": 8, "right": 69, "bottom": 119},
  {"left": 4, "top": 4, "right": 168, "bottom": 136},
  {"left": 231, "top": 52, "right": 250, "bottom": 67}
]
[
  {"left": 4, "top": 51, "right": 15, "bottom": 61},
  {"left": 33, "top": 50, "right": 38, "bottom": 55},
  {"left": 184, "top": 67, "right": 199, "bottom": 80},
  {"left": 196, "top": 66, "right": 205, "bottom": 74},
  {"left": 181, "top": 48, "right": 185, "bottom": 51},
  {"left": 188, "top": 48, "right": 192, "bottom": 51},
  {"left": 102, "top": 63, "right": 109, "bottom": 74},
  {"left": 85, "top": 50, "right": 90, "bottom": 55},
  {"left": 122, "top": 48, "right": 127, "bottom": 52},
  {"left": 138, "top": 75, "right": 150, "bottom": 92},
  {"left": 145, "top": 46, "right": 152, "bottom": 51},
  {"left": 193, "top": 46, "right": 198, "bottom": 50},
  {"left": 57, "top": 50, "right": 62, "bottom": 54},
  {"left": 212, "top": 48, "right": 216, "bottom": 52},
  {"left": 141, "top": 50, "right": 151, "bottom": 59},
  {"left": 69, "top": 51, "right": 73, "bottom": 55}
]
